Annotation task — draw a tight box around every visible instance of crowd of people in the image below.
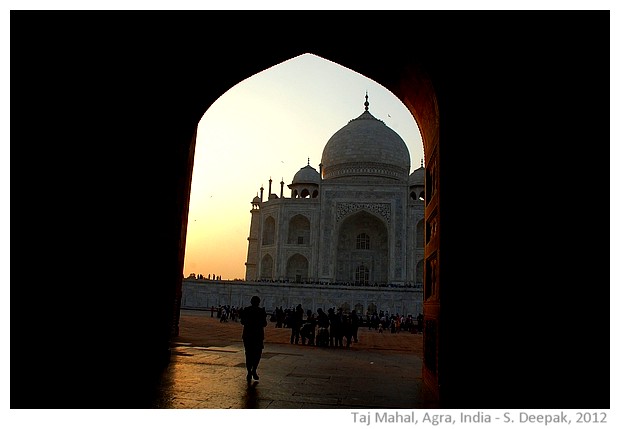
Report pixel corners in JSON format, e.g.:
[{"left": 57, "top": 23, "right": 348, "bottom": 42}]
[
  {"left": 215, "top": 304, "right": 240, "bottom": 322},
  {"left": 269, "top": 305, "right": 424, "bottom": 348},
  {"left": 211, "top": 303, "right": 424, "bottom": 348}
]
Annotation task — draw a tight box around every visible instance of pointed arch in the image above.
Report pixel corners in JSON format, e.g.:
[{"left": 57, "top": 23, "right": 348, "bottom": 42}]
[
  {"left": 287, "top": 214, "right": 311, "bottom": 245},
  {"left": 260, "top": 253, "right": 274, "bottom": 280},
  {"left": 262, "top": 216, "right": 276, "bottom": 246},
  {"left": 286, "top": 253, "right": 309, "bottom": 283},
  {"left": 336, "top": 210, "right": 388, "bottom": 284},
  {"left": 416, "top": 218, "right": 424, "bottom": 250},
  {"left": 416, "top": 258, "right": 424, "bottom": 284},
  {"left": 181, "top": 49, "right": 441, "bottom": 403}
]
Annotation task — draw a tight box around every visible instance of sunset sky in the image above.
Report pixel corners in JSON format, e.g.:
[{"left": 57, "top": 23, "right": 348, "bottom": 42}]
[{"left": 183, "top": 53, "right": 424, "bottom": 280}]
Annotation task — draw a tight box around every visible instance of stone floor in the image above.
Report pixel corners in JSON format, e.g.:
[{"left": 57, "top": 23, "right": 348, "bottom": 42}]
[{"left": 150, "top": 309, "right": 438, "bottom": 409}]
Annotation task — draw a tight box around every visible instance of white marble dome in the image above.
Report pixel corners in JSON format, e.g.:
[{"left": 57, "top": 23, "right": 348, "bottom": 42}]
[
  {"left": 321, "top": 107, "right": 411, "bottom": 181},
  {"left": 292, "top": 164, "right": 320, "bottom": 184},
  {"left": 409, "top": 164, "right": 425, "bottom": 186}
]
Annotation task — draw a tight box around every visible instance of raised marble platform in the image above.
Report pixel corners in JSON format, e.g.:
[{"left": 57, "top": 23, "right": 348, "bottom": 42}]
[{"left": 181, "top": 279, "right": 423, "bottom": 316}]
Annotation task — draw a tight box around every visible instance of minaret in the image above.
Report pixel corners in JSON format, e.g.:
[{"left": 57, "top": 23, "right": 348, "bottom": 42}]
[
  {"left": 245, "top": 192, "right": 262, "bottom": 281},
  {"left": 268, "top": 177, "right": 273, "bottom": 199},
  {"left": 280, "top": 178, "right": 284, "bottom": 198}
]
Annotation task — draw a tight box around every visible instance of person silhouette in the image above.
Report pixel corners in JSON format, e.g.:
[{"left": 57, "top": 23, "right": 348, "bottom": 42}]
[
  {"left": 240, "top": 295, "right": 268, "bottom": 383},
  {"left": 290, "top": 303, "right": 304, "bottom": 344}
]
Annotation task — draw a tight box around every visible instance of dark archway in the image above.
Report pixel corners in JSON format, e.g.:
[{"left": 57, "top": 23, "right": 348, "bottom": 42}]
[
  {"left": 287, "top": 214, "right": 311, "bottom": 245},
  {"left": 262, "top": 216, "right": 276, "bottom": 246},
  {"left": 259, "top": 253, "right": 274, "bottom": 280},
  {"left": 12, "top": 10, "right": 609, "bottom": 410},
  {"left": 285, "top": 253, "right": 309, "bottom": 282},
  {"left": 336, "top": 211, "right": 389, "bottom": 285}
]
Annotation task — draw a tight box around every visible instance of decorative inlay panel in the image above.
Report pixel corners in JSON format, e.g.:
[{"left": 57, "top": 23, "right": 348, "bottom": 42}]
[{"left": 336, "top": 202, "right": 391, "bottom": 224}]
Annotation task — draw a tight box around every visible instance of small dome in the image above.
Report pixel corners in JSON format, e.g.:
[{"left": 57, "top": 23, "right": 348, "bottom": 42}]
[
  {"left": 409, "top": 164, "right": 425, "bottom": 186},
  {"left": 252, "top": 195, "right": 261, "bottom": 203},
  {"left": 292, "top": 164, "right": 320, "bottom": 184}
]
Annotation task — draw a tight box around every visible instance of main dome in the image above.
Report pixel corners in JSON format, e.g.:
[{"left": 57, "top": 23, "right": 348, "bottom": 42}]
[{"left": 321, "top": 105, "right": 411, "bottom": 182}]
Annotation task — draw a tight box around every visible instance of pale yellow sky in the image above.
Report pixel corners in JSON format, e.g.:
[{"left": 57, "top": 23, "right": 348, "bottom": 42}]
[{"left": 183, "top": 53, "right": 424, "bottom": 280}]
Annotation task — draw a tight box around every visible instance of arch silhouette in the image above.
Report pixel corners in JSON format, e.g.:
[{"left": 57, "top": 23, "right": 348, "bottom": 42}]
[{"left": 13, "top": 11, "right": 608, "bottom": 410}]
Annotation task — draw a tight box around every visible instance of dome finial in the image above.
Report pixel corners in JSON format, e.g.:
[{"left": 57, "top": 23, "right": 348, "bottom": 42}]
[
  {"left": 307, "top": 157, "right": 310, "bottom": 166},
  {"left": 364, "top": 91, "right": 369, "bottom": 111}
]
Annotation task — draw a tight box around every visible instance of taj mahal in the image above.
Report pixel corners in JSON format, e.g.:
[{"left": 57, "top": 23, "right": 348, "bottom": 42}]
[
  {"left": 245, "top": 94, "right": 425, "bottom": 286},
  {"left": 182, "top": 95, "right": 425, "bottom": 316}
]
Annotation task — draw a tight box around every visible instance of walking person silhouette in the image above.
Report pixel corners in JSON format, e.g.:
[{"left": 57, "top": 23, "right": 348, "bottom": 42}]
[{"left": 240, "top": 295, "right": 268, "bottom": 383}]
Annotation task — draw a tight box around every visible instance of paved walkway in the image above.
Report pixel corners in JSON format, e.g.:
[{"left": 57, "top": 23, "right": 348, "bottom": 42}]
[{"left": 150, "top": 309, "right": 438, "bottom": 409}]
